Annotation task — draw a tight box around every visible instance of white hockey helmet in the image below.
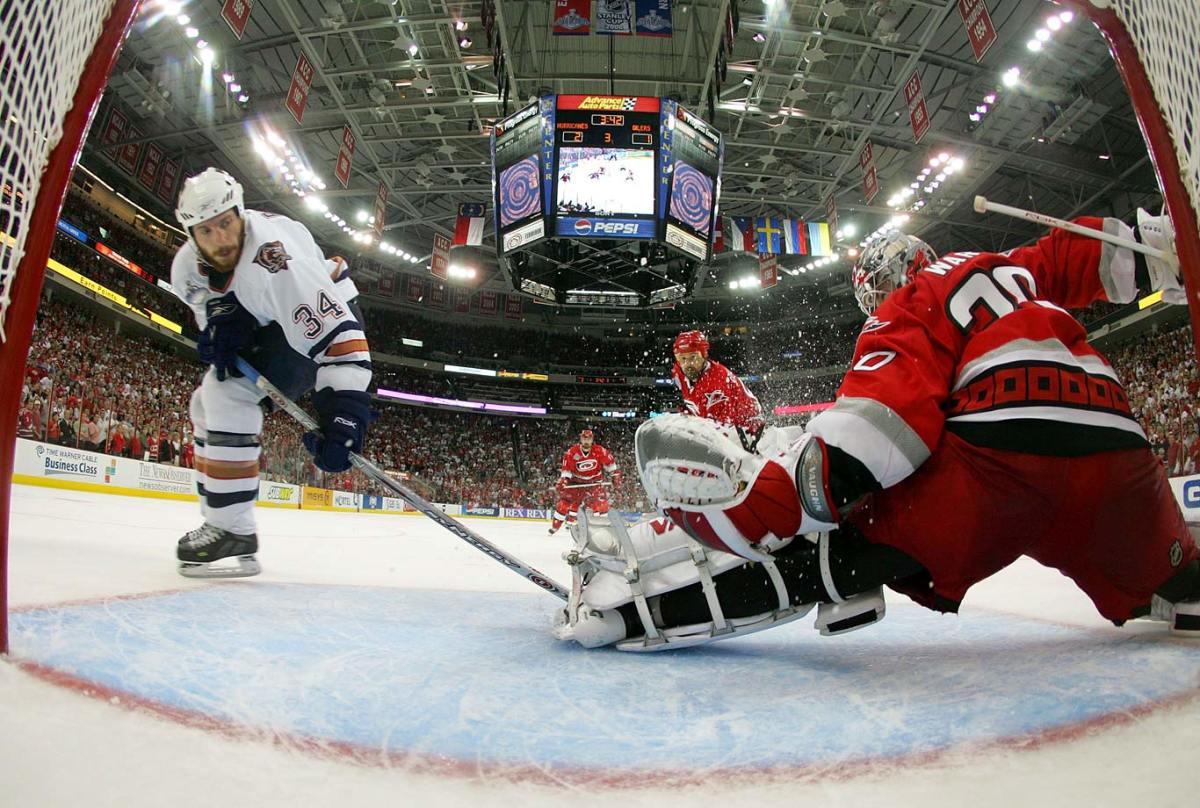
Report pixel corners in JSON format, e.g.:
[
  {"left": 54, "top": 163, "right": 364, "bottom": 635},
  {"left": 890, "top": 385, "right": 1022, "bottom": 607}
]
[
  {"left": 851, "top": 231, "right": 936, "bottom": 315},
  {"left": 175, "top": 168, "right": 244, "bottom": 232}
]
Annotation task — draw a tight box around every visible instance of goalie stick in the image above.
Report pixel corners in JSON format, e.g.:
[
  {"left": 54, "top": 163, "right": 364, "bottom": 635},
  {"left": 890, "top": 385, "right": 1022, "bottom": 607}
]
[
  {"left": 974, "top": 195, "right": 1177, "bottom": 265},
  {"left": 234, "top": 357, "right": 568, "bottom": 601}
]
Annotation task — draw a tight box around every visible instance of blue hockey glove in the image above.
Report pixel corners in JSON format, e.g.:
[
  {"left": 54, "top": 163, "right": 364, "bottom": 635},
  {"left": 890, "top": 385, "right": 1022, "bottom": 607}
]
[
  {"left": 198, "top": 295, "right": 257, "bottom": 381},
  {"left": 303, "top": 387, "right": 372, "bottom": 473}
]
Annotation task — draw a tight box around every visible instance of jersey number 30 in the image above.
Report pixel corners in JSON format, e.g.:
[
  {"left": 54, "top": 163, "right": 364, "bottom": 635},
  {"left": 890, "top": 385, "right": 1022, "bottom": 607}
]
[{"left": 947, "top": 266, "right": 1038, "bottom": 333}]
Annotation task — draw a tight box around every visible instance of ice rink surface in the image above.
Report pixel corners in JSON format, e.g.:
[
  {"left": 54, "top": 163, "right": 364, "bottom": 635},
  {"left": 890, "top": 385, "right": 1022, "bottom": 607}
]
[{"left": 3, "top": 483, "right": 1199, "bottom": 808}]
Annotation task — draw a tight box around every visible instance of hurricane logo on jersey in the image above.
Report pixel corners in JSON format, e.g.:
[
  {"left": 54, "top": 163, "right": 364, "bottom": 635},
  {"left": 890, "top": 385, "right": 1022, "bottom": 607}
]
[
  {"left": 576, "top": 458, "right": 600, "bottom": 473},
  {"left": 704, "top": 389, "right": 728, "bottom": 410},
  {"left": 252, "top": 241, "right": 292, "bottom": 273}
]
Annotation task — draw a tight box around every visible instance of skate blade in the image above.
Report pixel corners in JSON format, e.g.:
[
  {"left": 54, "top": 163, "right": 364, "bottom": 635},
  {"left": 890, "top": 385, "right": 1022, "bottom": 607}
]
[{"left": 178, "top": 554, "right": 261, "bottom": 579}]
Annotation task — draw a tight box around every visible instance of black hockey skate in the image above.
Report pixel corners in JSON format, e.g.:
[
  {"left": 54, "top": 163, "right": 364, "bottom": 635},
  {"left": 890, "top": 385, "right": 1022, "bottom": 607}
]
[{"left": 177, "top": 523, "right": 261, "bottom": 579}]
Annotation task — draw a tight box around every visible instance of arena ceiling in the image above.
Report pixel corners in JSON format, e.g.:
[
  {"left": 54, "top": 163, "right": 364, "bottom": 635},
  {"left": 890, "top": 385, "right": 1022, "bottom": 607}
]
[{"left": 88, "top": 0, "right": 1165, "bottom": 319}]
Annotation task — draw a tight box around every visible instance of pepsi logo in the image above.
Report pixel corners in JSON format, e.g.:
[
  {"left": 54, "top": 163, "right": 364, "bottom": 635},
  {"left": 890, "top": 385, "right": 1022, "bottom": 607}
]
[{"left": 574, "top": 219, "right": 593, "bottom": 235}]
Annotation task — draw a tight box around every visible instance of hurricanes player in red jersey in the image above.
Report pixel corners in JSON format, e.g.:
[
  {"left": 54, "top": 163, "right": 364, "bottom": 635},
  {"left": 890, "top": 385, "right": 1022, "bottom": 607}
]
[
  {"left": 549, "top": 428, "right": 622, "bottom": 535},
  {"left": 630, "top": 210, "right": 1200, "bottom": 645},
  {"left": 671, "top": 330, "right": 764, "bottom": 431}
]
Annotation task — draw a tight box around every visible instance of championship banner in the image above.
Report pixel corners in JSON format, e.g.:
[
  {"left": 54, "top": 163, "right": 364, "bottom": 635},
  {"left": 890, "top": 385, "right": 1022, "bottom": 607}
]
[
  {"left": 595, "top": 0, "right": 634, "bottom": 35},
  {"left": 859, "top": 140, "right": 879, "bottom": 204},
  {"left": 372, "top": 180, "right": 387, "bottom": 238},
  {"left": 376, "top": 271, "right": 395, "bottom": 298},
  {"left": 335, "top": 124, "right": 355, "bottom": 188},
  {"left": 903, "top": 70, "right": 930, "bottom": 144},
  {"left": 553, "top": 0, "right": 590, "bottom": 35},
  {"left": 758, "top": 254, "right": 778, "bottom": 289},
  {"left": 117, "top": 126, "right": 143, "bottom": 175},
  {"left": 504, "top": 294, "right": 523, "bottom": 319},
  {"left": 958, "top": 0, "right": 997, "bottom": 62},
  {"left": 455, "top": 287, "right": 471, "bottom": 313},
  {"left": 635, "top": 0, "right": 672, "bottom": 37},
  {"left": 430, "top": 282, "right": 447, "bottom": 308},
  {"left": 858, "top": 140, "right": 874, "bottom": 174},
  {"left": 863, "top": 164, "right": 879, "bottom": 204},
  {"left": 479, "top": 291, "right": 499, "bottom": 315},
  {"left": 431, "top": 233, "right": 451, "bottom": 279},
  {"left": 156, "top": 157, "right": 181, "bottom": 204},
  {"left": 100, "top": 106, "right": 127, "bottom": 151},
  {"left": 221, "top": 0, "right": 253, "bottom": 39},
  {"left": 406, "top": 274, "right": 425, "bottom": 303},
  {"left": 286, "top": 52, "right": 315, "bottom": 124},
  {"left": 138, "top": 142, "right": 164, "bottom": 189},
  {"left": 825, "top": 193, "right": 839, "bottom": 236}
]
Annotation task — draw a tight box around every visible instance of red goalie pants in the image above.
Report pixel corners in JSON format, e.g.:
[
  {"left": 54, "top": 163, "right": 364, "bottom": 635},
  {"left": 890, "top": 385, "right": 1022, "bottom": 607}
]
[{"left": 848, "top": 432, "right": 1195, "bottom": 622}]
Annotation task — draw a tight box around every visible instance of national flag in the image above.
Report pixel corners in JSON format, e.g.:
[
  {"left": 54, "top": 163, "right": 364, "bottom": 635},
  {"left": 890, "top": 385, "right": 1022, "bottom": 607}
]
[
  {"left": 782, "top": 218, "right": 808, "bottom": 255},
  {"left": 754, "top": 217, "right": 784, "bottom": 254},
  {"left": 453, "top": 203, "right": 487, "bottom": 246},
  {"left": 726, "top": 217, "right": 755, "bottom": 252},
  {"left": 713, "top": 215, "right": 725, "bottom": 252},
  {"left": 807, "top": 221, "right": 833, "bottom": 256}
]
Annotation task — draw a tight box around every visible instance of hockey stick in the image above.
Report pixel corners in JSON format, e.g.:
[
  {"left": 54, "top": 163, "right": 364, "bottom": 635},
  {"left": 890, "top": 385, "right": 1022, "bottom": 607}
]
[
  {"left": 973, "top": 195, "right": 1177, "bottom": 265},
  {"left": 560, "top": 482, "right": 614, "bottom": 489},
  {"left": 234, "top": 357, "right": 568, "bottom": 601}
]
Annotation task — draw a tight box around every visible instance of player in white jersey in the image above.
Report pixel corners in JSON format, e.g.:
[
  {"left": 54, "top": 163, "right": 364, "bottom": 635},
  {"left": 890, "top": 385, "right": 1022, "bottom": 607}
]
[{"left": 170, "top": 168, "right": 373, "bottom": 578}]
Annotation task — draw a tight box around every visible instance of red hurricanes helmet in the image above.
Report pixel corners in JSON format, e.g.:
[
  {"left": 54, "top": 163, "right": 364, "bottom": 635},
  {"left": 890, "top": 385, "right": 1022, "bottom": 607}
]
[
  {"left": 673, "top": 330, "right": 709, "bottom": 357},
  {"left": 580, "top": 429, "right": 594, "bottom": 439}
]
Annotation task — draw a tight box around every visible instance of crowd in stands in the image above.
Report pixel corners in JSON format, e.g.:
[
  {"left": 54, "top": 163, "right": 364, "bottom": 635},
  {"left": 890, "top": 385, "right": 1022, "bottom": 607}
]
[
  {"left": 14, "top": 180, "right": 1200, "bottom": 517},
  {"left": 1109, "top": 322, "right": 1200, "bottom": 476}
]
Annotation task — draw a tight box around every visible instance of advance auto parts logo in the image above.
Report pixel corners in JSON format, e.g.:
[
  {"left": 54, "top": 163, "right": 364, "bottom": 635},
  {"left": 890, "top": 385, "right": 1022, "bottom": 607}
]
[
  {"left": 34, "top": 444, "right": 101, "bottom": 480},
  {"left": 575, "top": 96, "right": 637, "bottom": 111}
]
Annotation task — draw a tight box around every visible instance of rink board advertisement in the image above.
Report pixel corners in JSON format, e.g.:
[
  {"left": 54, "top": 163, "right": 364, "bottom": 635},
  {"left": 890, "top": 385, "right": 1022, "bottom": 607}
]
[
  {"left": 14, "top": 439, "right": 635, "bottom": 521},
  {"left": 1170, "top": 474, "right": 1200, "bottom": 520}
]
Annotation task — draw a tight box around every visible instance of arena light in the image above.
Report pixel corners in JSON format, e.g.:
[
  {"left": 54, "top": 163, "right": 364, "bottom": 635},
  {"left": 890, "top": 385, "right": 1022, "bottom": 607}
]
[
  {"left": 444, "top": 364, "right": 497, "bottom": 377},
  {"left": 401, "top": 338, "right": 424, "bottom": 347}
]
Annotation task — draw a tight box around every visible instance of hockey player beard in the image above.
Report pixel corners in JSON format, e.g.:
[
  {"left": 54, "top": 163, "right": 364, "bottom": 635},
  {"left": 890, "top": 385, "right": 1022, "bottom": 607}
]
[
  {"left": 196, "top": 222, "right": 246, "bottom": 272},
  {"left": 675, "top": 351, "right": 705, "bottom": 384}
]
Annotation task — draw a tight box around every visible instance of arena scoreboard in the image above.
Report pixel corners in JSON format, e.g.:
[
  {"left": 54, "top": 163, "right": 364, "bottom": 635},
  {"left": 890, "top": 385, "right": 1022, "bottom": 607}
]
[{"left": 491, "top": 94, "right": 724, "bottom": 306}]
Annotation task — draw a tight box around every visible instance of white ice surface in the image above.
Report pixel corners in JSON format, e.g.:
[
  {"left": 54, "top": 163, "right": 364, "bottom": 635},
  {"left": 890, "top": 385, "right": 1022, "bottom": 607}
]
[{"left": 2, "top": 484, "right": 1199, "bottom": 807}]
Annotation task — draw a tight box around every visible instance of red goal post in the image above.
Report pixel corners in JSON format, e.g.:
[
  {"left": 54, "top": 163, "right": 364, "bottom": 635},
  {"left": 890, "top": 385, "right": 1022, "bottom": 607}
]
[
  {"left": 1073, "top": 0, "right": 1200, "bottom": 353},
  {"left": 0, "top": 1, "right": 140, "bottom": 654}
]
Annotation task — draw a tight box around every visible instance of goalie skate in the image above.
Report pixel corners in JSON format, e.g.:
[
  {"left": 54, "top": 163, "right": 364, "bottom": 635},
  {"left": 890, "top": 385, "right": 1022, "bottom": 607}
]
[{"left": 177, "top": 523, "right": 261, "bottom": 579}]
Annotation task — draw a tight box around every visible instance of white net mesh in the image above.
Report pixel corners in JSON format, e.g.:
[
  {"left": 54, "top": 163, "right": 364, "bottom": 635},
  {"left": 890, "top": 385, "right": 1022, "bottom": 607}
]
[
  {"left": 1089, "top": 0, "right": 1199, "bottom": 228},
  {"left": 0, "top": 0, "right": 116, "bottom": 342}
]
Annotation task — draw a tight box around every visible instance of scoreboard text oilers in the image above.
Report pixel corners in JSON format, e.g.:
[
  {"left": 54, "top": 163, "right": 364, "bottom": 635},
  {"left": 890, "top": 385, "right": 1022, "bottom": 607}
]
[{"left": 490, "top": 94, "right": 724, "bottom": 262}]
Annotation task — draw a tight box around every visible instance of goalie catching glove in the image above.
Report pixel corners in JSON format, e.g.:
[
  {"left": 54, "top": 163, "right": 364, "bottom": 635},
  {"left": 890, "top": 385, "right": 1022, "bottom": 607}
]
[{"left": 634, "top": 414, "right": 840, "bottom": 561}]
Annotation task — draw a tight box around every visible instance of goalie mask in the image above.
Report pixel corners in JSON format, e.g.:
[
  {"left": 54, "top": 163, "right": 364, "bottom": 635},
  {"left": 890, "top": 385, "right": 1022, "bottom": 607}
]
[{"left": 851, "top": 232, "right": 936, "bottom": 315}]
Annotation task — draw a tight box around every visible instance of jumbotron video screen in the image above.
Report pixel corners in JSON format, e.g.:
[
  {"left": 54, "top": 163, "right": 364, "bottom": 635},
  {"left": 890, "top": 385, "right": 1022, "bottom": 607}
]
[{"left": 490, "top": 93, "right": 724, "bottom": 305}]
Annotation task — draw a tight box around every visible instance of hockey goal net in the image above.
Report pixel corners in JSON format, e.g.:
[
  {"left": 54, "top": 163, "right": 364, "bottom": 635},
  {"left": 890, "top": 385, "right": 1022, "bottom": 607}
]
[{"left": 0, "top": 1, "right": 139, "bottom": 653}]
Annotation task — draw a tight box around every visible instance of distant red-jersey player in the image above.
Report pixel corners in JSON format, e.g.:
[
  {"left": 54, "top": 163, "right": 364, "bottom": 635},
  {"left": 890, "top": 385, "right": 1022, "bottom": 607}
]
[
  {"left": 549, "top": 429, "right": 622, "bottom": 535},
  {"left": 671, "top": 330, "right": 764, "bottom": 431}
]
